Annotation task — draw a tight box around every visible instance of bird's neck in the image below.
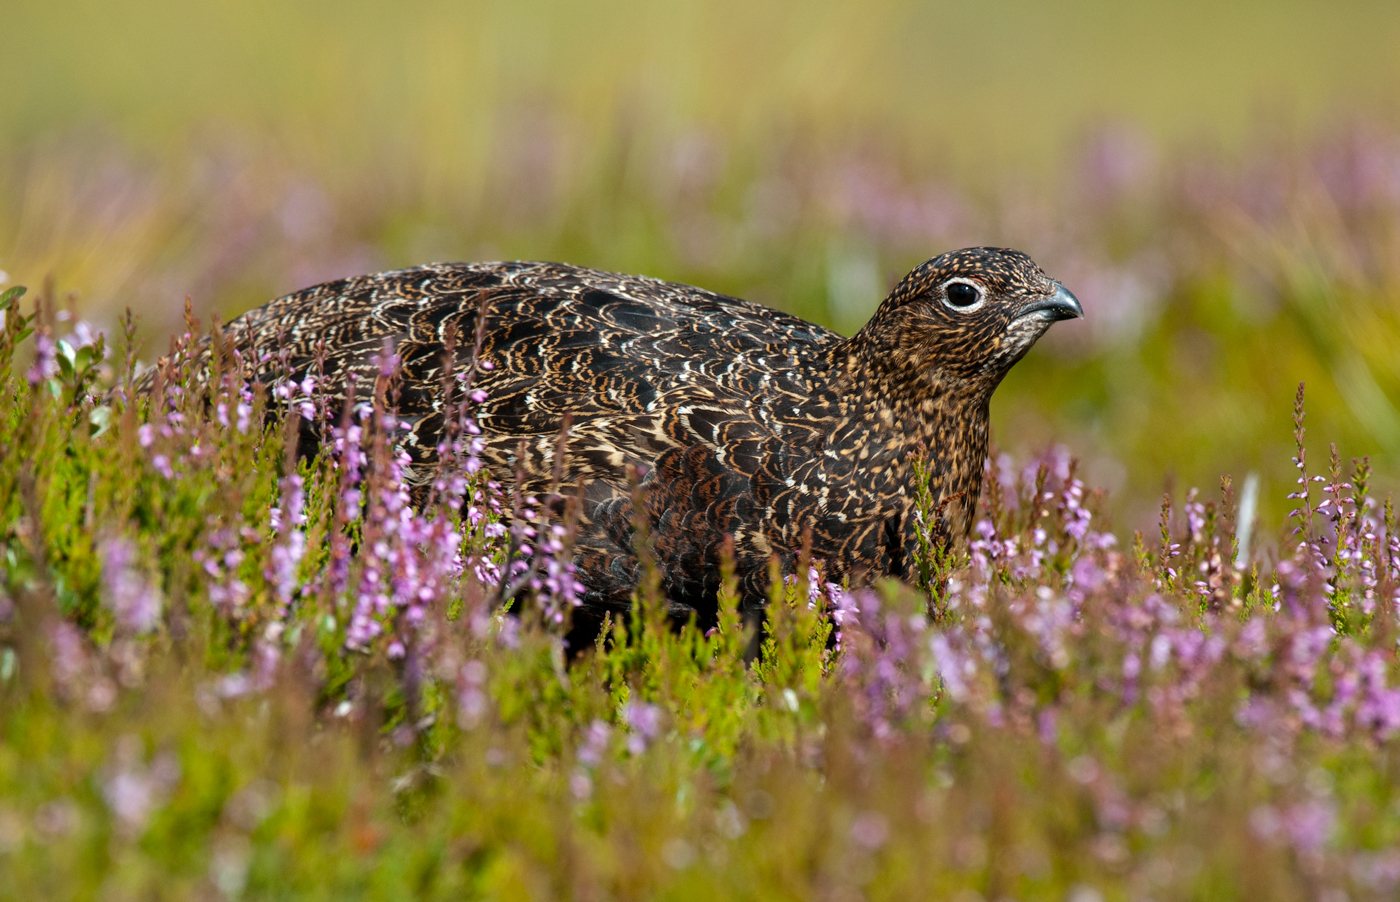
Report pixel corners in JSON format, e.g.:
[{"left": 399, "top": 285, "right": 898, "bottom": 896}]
[
  {"left": 830, "top": 331, "right": 992, "bottom": 538},
  {"left": 832, "top": 329, "right": 996, "bottom": 428}
]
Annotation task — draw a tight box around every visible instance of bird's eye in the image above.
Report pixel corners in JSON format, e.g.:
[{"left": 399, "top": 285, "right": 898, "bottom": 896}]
[{"left": 942, "top": 280, "right": 984, "bottom": 309}]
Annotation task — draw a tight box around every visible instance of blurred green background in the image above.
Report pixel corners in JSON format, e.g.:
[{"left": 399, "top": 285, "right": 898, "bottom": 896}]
[{"left": 5, "top": 0, "right": 1400, "bottom": 533}]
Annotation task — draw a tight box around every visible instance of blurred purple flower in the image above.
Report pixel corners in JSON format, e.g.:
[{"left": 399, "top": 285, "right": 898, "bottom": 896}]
[
  {"left": 849, "top": 811, "right": 889, "bottom": 851},
  {"left": 623, "top": 702, "right": 663, "bottom": 755},
  {"left": 47, "top": 620, "right": 89, "bottom": 694},
  {"left": 577, "top": 719, "right": 611, "bottom": 768},
  {"left": 457, "top": 660, "right": 489, "bottom": 728},
  {"left": 101, "top": 737, "right": 180, "bottom": 836},
  {"left": 26, "top": 333, "right": 57, "bottom": 385},
  {"left": 100, "top": 538, "right": 162, "bottom": 634},
  {"left": 1251, "top": 800, "right": 1335, "bottom": 856}
]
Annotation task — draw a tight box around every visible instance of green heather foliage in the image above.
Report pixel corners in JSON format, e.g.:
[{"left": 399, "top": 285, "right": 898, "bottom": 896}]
[{"left": 3, "top": 280, "right": 1400, "bottom": 900}]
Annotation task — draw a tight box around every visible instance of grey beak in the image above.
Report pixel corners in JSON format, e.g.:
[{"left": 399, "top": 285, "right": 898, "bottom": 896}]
[{"left": 1019, "top": 283, "right": 1083, "bottom": 321}]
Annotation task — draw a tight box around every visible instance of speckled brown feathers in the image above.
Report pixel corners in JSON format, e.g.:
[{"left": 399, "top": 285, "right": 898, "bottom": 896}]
[{"left": 160, "top": 248, "right": 1081, "bottom": 622}]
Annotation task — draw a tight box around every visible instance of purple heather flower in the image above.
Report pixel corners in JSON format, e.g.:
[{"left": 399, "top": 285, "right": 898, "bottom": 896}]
[
  {"left": 100, "top": 538, "right": 162, "bottom": 634},
  {"left": 26, "top": 333, "right": 58, "bottom": 384},
  {"left": 494, "top": 613, "right": 520, "bottom": 649},
  {"left": 928, "top": 633, "right": 973, "bottom": 703},
  {"left": 47, "top": 620, "right": 89, "bottom": 692},
  {"left": 102, "top": 743, "right": 180, "bottom": 836},
  {"left": 577, "top": 719, "right": 612, "bottom": 768},
  {"left": 456, "top": 660, "right": 489, "bottom": 727},
  {"left": 623, "top": 702, "right": 663, "bottom": 755},
  {"left": 1252, "top": 800, "right": 1336, "bottom": 856},
  {"left": 61, "top": 319, "right": 100, "bottom": 350},
  {"left": 849, "top": 811, "right": 890, "bottom": 851}
]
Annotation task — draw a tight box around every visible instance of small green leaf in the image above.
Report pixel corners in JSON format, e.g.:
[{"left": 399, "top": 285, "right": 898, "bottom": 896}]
[{"left": 89, "top": 404, "right": 113, "bottom": 437}]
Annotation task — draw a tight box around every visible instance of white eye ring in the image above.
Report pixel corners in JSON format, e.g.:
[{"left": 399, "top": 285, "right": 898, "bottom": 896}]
[{"left": 940, "top": 278, "right": 986, "bottom": 312}]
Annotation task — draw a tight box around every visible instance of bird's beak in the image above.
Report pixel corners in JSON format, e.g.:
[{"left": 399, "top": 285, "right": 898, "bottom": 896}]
[{"left": 1017, "top": 283, "right": 1083, "bottom": 321}]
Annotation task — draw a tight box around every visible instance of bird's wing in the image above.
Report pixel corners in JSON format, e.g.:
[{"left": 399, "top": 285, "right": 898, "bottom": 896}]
[
  {"left": 174, "top": 261, "right": 851, "bottom": 611},
  {"left": 568, "top": 392, "right": 813, "bottom": 615}
]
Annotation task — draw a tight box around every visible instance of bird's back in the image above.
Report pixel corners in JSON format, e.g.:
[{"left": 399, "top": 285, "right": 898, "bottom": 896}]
[{"left": 231, "top": 260, "right": 839, "bottom": 416}]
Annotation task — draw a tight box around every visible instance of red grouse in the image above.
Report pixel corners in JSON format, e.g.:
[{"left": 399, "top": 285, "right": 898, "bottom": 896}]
[{"left": 164, "top": 248, "right": 1080, "bottom": 623}]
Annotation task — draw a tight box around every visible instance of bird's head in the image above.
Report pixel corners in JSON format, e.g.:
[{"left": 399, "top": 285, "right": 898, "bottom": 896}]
[{"left": 851, "top": 246, "right": 1082, "bottom": 396}]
